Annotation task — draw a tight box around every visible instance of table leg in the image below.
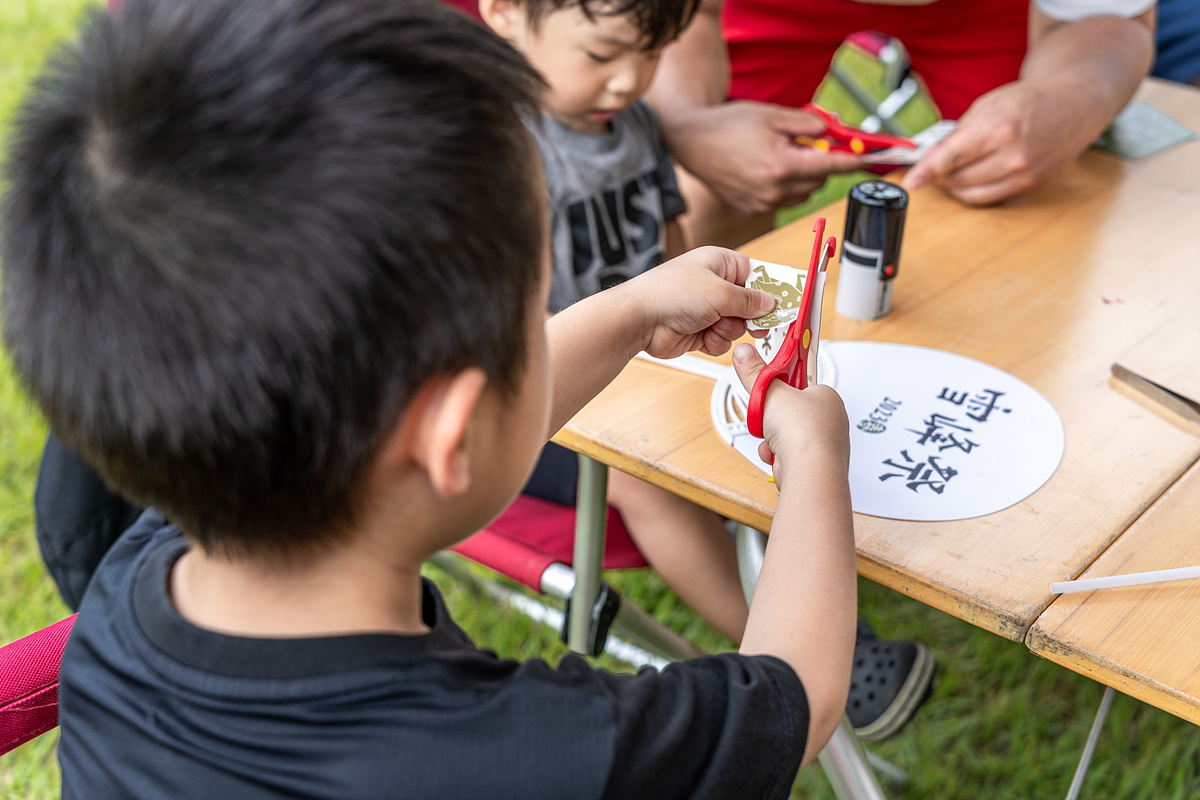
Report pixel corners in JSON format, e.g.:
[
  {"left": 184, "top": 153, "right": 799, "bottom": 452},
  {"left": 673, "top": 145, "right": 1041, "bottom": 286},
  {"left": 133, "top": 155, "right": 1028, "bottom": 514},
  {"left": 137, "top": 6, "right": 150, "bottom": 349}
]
[
  {"left": 567, "top": 455, "right": 609, "bottom": 654},
  {"left": 1064, "top": 686, "right": 1114, "bottom": 800},
  {"left": 735, "top": 524, "right": 891, "bottom": 800}
]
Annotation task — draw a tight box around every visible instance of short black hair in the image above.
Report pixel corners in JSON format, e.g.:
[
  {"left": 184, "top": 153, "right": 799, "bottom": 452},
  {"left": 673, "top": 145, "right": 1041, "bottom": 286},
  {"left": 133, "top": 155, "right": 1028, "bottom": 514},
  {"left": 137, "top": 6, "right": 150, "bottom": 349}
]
[
  {"left": 519, "top": 0, "right": 701, "bottom": 51},
  {"left": 2, "top": 0, "right": 546, "bottom": 561}
]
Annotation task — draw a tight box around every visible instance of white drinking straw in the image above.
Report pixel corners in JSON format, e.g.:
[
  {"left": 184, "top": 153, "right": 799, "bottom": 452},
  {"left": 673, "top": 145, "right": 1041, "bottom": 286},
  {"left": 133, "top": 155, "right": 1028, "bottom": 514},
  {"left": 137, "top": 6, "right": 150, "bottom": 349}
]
[{"left": 1051, "top": 565, "right": 1200, "bottom": 595}]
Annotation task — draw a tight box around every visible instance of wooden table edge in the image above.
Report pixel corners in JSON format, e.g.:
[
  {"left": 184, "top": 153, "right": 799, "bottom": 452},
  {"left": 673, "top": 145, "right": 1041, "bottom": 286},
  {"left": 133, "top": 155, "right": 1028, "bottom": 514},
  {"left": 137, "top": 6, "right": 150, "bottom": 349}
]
[
  {"left": 554, "top": 424, "right": 1042, "bottom": 642},
  {"left": 1025, "top": 620, "right": 1200, "bottom": 728},
  {"left": 1023, "top": 454, "right": 1200, "bottom": 725}
]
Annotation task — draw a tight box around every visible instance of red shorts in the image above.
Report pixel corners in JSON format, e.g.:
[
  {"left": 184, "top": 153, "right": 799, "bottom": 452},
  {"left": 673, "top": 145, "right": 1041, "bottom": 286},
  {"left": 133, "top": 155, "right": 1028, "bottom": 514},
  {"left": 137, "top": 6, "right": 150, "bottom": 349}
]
[{"left": 724, "top": 0, "right": 1029, "bottom": 119}]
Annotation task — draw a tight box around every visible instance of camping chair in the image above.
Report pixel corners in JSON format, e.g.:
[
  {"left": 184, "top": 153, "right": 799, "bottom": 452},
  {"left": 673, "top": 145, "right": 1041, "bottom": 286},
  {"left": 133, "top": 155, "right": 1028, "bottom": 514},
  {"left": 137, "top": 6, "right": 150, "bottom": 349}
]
[
  {"left": 434, "top": 490, "right": 703, "bottom": 667},
  {"left": 813, "top": 30, "right": 941, "bottom": 139},
  {"left": 0, "top": 614, "right": 74, "bottom": 755}
]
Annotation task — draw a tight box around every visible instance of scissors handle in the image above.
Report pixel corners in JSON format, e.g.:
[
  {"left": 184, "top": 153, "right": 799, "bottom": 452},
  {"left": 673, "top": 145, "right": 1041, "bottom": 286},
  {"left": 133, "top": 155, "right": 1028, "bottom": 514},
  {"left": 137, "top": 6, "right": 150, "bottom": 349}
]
[
  {"left": 797, "top": 103, "right": 916, "bottom": 155},
  {"left": 746, "top": 218, "right": 837, "bottom": 449},
  {"left": 747, "top": 334, "right": 798, "bottom": 439}
]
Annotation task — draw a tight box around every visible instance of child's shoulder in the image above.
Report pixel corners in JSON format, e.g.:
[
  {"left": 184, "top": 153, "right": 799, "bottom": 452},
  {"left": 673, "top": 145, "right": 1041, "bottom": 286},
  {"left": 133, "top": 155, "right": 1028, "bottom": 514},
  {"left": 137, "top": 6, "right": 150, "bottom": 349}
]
[{"left": 75, "top": 508, "right": 178, "bottom": 608}]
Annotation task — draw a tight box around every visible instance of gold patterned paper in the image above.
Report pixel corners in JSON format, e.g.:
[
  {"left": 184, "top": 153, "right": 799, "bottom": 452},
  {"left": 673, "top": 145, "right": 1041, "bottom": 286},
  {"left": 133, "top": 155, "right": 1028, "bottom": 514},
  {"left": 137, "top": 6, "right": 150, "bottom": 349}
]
[{"left": 746, "top": 259, "right": 807, "bottom": 331}]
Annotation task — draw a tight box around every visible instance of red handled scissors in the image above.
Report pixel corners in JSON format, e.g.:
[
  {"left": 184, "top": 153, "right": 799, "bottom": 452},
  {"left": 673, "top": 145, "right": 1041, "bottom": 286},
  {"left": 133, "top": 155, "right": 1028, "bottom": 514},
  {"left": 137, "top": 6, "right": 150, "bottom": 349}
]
[
  {"left": 794, "top": 103, "right": 916, "bottom": 156},
  {"left": 746, "top": 217, "right": 837, "bottom": 449}
]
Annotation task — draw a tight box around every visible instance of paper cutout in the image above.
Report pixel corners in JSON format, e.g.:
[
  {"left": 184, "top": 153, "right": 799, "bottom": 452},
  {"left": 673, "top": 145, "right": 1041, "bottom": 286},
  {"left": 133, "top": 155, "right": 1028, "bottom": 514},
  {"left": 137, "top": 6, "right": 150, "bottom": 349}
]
[
  {"left": 712, "top": 342, "right": 1065, "bottom": 522},
  {"left": 861, "top": 120, "right": 957, "bottom": 165},
  {"left": 751, "top": 270, "right": 827, "bottom": 391},
  {"left": 746, "top": 259, "right": 808, "bottom": 331},
  {"left": 709, "top": 348, "right": 837, "bottom": 464}
]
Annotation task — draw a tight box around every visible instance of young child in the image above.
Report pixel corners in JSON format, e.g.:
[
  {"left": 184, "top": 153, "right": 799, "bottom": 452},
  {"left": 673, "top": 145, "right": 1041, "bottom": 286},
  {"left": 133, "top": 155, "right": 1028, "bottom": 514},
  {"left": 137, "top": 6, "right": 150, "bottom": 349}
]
[
  {"left": 480, "top": 0, "right": 757, "bottom": 643},
  {"left": 1, "top": 0, "right": 856, "bottom": 797},
  {"left": 482, "top": 0, "right": 935, "bottom": 740}
]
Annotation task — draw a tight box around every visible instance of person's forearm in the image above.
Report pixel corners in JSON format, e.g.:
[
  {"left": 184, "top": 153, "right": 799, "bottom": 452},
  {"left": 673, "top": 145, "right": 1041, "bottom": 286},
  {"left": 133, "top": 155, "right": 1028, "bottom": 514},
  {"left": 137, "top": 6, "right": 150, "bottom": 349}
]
[
  {"left": 648, "top": 0, "right": 728, "bottom": 134},
  {"left": 646, "top": 0, "right": 861, "bottom": 216},
  {"left": 545, "top": 248, "right": 766, "bottom": 437},
  {"left": 740, "top": 448, "right": 857, "bottom": 766},
  {"left": 1021, "top": 10, "right": 1155, "bottom": 137},
  {"left": 664, "top": 218, "right": 687, "bottom": 260},
  {"left": 545, "top": 286, "right": 646, "bottom": 435}
]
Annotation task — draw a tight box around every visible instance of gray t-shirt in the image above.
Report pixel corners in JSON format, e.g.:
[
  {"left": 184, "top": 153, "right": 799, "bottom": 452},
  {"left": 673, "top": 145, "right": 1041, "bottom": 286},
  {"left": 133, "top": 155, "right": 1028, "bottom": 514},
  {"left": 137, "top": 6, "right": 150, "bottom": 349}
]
[{"left": 530, "top": 100, "right": 687, "bottom": 312}]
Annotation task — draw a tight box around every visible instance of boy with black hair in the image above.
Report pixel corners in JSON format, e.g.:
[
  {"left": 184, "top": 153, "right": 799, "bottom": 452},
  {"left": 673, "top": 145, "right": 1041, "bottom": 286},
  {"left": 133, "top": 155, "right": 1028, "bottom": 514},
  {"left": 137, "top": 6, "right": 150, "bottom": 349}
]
[{"left": 1, "top": 0, "right": 856, "bottom": 797}]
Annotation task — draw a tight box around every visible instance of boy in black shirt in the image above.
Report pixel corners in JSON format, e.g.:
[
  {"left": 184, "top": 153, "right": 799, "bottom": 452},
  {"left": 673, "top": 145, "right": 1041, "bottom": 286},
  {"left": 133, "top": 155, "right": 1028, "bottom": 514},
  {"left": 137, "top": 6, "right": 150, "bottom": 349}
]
[{"left": 0, "top": 0, "right": 856, "bottom": 797}]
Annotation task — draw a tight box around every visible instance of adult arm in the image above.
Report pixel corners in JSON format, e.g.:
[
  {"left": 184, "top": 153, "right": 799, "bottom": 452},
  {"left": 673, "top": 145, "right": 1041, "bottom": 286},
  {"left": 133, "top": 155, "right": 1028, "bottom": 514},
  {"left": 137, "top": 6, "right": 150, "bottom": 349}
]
[
  {"left": 545, "top": 246, "right": 773, "bottom": 435},
  {"left": 905, "top": 4, "right": 1156, "bottom": 205},
  {"left": 648, "top": 0, "right": 861, "bottom": 215},
  {"left": 664, "top": 218, "right": 687, "bottom": 260}
]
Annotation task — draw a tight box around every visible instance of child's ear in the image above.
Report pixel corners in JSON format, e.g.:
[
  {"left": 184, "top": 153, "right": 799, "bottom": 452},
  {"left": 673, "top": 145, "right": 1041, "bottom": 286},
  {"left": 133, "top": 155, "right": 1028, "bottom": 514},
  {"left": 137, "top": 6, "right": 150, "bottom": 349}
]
[
  {"left": 478, "top": 0, "right": 523, "bottom": 40},
  {"left": 405, "top": 368, "right": 489, "bottom": 498}
]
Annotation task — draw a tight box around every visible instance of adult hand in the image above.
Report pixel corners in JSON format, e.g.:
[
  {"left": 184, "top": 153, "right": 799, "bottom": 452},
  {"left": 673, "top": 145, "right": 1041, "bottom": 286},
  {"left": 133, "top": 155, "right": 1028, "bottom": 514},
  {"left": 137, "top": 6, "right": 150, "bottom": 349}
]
[
  {"left": 667, "top": 101, "right": 864, "bottom": 215},
  {"left": 904, "top": 76, "right": 1103, "bottom": 206},
  {"left": 629, "top": 246, "right": 774, "bottom": 359}
]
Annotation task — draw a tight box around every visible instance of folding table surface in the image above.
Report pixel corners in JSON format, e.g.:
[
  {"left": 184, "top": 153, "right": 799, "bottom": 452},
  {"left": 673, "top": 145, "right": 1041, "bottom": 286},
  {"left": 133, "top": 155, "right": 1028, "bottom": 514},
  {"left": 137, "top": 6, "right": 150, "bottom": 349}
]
[
  {"left": 556, "top": 78, "right": 1200, "bottom": 642},
  {"left": 1028, "top": 455, "right": 1200, "bottom": 727}
]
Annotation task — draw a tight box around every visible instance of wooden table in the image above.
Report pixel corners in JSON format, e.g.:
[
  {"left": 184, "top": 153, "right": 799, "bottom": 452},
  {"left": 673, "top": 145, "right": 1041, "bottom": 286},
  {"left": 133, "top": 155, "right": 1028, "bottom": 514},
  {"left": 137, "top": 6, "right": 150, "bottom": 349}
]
[
  {"left": 1026, "top": 123, "right": 1200, "bottom": 724},
  {"left": 1029, "top": 455, "right": 1200, "bottom": 727},
  {"left": 555, "top": 77, "right": 1200, "bottom": 643}
]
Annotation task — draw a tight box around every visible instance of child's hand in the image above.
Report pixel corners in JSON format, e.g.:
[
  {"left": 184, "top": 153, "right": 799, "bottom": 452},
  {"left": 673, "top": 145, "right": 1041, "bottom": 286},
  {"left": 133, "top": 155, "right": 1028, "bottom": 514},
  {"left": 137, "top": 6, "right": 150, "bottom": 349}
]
[
  {"left": 628, "top": 246, "right": 776, "bottom": 359},
  {"left": 731, "top": 342, "right": 850, "bottom": 486}
]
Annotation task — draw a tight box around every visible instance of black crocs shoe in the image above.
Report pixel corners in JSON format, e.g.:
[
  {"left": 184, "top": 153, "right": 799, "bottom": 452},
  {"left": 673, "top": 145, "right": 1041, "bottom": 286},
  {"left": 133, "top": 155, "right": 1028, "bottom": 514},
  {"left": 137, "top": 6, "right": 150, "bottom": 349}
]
[{"left": 845, "top": 621, "right": 935, "bottom": 742}]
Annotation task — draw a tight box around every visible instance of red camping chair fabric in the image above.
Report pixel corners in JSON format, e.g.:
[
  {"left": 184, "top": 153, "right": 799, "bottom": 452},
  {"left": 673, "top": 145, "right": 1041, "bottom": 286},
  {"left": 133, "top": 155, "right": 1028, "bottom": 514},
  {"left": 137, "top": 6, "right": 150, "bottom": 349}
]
[
  {"left": 0, "top": 614, "right": 75, "bottom": 755},
  {"left": 450, "top": 494, "right": 644, "bottom": 590}
]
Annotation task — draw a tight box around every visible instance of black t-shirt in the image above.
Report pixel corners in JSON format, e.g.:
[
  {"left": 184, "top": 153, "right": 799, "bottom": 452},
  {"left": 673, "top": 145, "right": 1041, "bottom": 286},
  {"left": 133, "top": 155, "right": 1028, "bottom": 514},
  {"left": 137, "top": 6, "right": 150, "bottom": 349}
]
[{"left": 59, "top": 512, "right": 809, "bottom": 799}]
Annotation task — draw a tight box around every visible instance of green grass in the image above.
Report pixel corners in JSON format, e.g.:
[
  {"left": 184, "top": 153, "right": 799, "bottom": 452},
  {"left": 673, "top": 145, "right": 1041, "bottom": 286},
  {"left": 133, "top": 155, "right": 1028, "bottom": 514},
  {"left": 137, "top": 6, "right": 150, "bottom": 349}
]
[
  {"left": 1, "top": 4, "right": 99, "bottom": 795},
  {"left": 2, "top": 5, "right": 1200, "bottom": 799}
]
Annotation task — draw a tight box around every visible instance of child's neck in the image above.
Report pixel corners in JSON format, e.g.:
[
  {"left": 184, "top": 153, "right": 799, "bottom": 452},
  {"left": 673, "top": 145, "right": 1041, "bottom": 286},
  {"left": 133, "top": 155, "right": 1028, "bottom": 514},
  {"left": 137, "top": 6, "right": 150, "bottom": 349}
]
[{"left": 170, "top": 526, "right": 430, "bottom": 638}]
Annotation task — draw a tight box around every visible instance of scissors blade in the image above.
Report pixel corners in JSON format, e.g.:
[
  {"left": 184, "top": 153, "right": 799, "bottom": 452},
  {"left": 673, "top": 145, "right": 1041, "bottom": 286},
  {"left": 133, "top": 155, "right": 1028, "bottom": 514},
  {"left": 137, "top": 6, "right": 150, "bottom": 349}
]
[{"left": 817, "top": 240, "right": 834, "bottom": 272}]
